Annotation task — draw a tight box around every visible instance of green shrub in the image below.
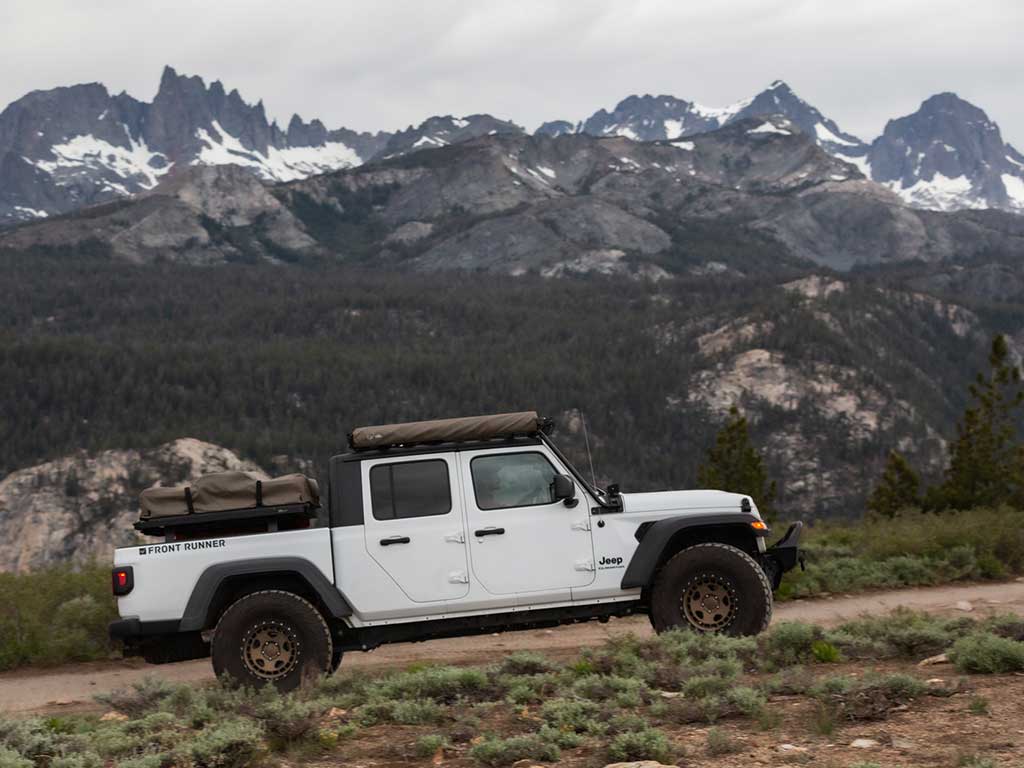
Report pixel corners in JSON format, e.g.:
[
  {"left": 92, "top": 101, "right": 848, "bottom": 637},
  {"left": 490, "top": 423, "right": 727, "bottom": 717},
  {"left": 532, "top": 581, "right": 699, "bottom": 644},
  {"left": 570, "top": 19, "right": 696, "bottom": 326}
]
[
  {"left": 826, "top": 609, "right": 974, "bottom": 660},
  {"left": 811, "top": 702, "right": 836, "bottom": 735},
  {"left": 0, "top": 564, "right": 118, "bottom": 670},
  {"left": 968, "top": 695, "right": 990, "bottom": 715},
  {"left": 499, "top": 672, "right": 558, "bottom": 704},
  {"left": 606, "top": 728, "right": 671, "bottom": 763},
  {"left": 571, "top": 674, "right": 649, "bottom": 708},
  {"left": 758, "top": 622, "right": 822, "bottom": 669},
  {"left": 985, "top": 614, "right": 1024, "bottom": 641},
  {"left": 811, "top": 640, "right": 842, "bottom": 663},
  {"left": 812, "top": 673, "right": 926, "bottom": 721},
  {"left": 370, "top": 665, "right": 489, "bottom": 704},
  {"left": 48, "top": 755, "right": 103, "bottom": 768},
  {"left": 96, "top": 677, "right": 178, "bottom": 717},
  {"left": 725, "top": 686, "right": 766, "bottom": 717},
  {"left": 949, "top": 633, "right": 1024, "bottom": 673},
  {"left": 175, "top": 718, "right": 264, "bottom": 768},
  {"left": 539, "top": 697, "right": 602, "bottom": 735},
  {"left": 236, "top": 689, "right": 325, "bottom": 746},
  {"left": 498, "top": 652, "right": 556, "bottom": 676},
  {"left": 706, "top": 726, "right": 741, "bottom": 755},
  {"left": 415, "top": 734, "right": 449, "bottom": 758},
  {"left": 469, "top": 734, "right": 560, "bottom": 766},
  {"left": 356, "top": 697, "right": 443, "bottom": 726},
  {"left": 537, "top": 724, "right": 581, "bottom": 749},
  {"left": 957, "top": 757, "right": 997, "bottom": 768},
  {"left": 784, "top": 507, "right": 1024, "bottom": 598},
  {"left": 0, "top": 746, "right": 31, "bottom": 768}
]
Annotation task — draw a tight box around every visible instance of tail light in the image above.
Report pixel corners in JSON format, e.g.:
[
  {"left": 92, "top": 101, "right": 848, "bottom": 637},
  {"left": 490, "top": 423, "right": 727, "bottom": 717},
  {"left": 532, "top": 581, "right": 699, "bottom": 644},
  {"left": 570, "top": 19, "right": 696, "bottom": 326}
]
[{"left": 112, "top": 566, "right": 134, "bottom": 596}]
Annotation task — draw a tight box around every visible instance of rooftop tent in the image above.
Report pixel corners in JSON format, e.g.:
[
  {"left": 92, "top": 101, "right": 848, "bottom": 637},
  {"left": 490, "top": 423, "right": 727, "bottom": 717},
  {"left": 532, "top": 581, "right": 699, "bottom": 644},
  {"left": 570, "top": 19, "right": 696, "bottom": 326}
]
[
  {"left": 139, "top": 471, "right": 320, "bottom": 520},
  {"left": 349, "top": 411, "right": 545, "bottom": 450}
]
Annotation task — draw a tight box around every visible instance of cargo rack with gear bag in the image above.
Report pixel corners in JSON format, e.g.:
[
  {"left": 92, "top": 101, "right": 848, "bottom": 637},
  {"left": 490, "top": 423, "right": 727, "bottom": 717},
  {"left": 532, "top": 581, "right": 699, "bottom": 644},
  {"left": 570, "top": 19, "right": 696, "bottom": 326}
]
[{"left": 135, "top": 471, "right": 321, "bottom": 541}]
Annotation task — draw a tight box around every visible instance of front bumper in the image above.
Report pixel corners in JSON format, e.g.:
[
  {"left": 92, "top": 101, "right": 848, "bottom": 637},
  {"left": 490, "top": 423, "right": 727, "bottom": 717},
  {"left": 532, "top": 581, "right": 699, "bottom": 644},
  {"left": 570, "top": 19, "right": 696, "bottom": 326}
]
[{"left": 763, "top": 521, "right": 804, "bottom": 590}]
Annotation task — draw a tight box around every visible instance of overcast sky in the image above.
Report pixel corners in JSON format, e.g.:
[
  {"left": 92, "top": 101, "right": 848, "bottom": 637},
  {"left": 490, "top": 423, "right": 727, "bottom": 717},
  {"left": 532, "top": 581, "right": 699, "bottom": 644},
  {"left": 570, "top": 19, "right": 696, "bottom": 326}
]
[{"left": 3, "top": 0, "right": 1023, "bottom": 146}]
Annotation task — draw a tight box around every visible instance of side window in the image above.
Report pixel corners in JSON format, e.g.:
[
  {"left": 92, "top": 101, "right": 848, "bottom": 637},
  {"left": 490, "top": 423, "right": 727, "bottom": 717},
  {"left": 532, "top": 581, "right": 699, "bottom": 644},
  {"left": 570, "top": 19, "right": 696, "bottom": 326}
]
[
  {"left": 471, "top": 452, "right": 558, "bottom": 511},
  {"left": 370, "top": 459, "right": 451, "bottom": 521}
]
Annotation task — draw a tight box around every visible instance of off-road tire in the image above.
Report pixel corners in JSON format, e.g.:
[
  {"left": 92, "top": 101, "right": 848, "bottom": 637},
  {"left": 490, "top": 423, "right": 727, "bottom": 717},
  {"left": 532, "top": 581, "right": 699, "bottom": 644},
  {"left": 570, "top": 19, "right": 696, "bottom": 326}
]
[
  {"left": 211, "top": 590, "right": 333, "bottom": 692},
  {"left": 649, "top": 542, "right": 772, "bottom": 636},
  {"left": 330, "top": 649, "right": 344, "bottom": 673}
]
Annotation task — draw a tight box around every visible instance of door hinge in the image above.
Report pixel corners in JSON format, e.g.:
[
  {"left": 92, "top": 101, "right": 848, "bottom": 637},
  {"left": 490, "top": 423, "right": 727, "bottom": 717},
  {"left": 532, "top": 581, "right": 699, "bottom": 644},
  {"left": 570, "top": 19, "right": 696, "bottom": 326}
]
[
  {"left": 444, "top": 531, "right": 465, "bottom": 544},
  {"left": 571, "top": 519, "right": 592, "bottom": 532},
  {"left": 448, "top": 570, "right": 470, "bottom": 584},
  {"left": 574, "top": 558, "right": 595, "bottom": 572}
]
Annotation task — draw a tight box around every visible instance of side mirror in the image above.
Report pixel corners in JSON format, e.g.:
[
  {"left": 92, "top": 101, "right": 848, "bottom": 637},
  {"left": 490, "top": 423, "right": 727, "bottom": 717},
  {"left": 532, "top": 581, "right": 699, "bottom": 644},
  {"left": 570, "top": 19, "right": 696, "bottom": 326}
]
[{"left": 552, "top": 474, "right": 577, "bottom": 507}]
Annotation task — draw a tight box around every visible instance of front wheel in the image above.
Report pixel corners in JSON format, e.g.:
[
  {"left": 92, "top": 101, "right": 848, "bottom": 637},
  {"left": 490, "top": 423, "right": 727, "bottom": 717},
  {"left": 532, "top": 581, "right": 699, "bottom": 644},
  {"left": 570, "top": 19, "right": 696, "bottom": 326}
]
[
  {"left": 649, "top": 542, "right": 772, "bottom": 636},
  {"left": 211, "top": 590, "right": 333, "bottom": 692}
]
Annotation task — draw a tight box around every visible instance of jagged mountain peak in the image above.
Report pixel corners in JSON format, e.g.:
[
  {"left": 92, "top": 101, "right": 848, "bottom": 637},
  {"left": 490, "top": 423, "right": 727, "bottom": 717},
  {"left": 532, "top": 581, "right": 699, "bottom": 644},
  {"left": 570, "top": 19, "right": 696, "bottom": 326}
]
[
  {"left": 863, "top": 91, "right": 1024, "bottom": 212},
  {"left": 377, "top": 112, "right": 524, "bottom": 158},
  {"left": 547, "top": 80, "right": 865, "bottom": 154},
  {"left": 0, "top": 66, "right": 400, "bottom": 226}
]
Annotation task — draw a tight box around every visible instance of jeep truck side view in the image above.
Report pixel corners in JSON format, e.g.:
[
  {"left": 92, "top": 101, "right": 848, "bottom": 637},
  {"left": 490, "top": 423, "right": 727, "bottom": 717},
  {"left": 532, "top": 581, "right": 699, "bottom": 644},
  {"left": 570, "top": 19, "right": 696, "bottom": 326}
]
[{"left": 110, "top": 412, "right": 802, "bottom": 691}]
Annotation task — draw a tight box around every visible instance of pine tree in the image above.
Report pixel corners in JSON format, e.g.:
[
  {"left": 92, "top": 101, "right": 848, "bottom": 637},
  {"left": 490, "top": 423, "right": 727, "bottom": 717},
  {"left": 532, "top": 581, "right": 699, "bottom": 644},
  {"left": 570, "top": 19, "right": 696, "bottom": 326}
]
[
  {"left": 930, "top": 335, "right": 1024, "bottom": 510},
  {"left": 867, "top": 450, "right": 920, "bottom": 517},
  {"left": 697, "top": 406, "right": 778, "bottom": 520}
]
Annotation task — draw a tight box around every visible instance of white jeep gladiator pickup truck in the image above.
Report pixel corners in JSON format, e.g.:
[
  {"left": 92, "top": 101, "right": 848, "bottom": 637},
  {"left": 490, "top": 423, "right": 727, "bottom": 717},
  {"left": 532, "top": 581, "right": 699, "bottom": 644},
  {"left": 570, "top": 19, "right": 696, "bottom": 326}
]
[{"left": 110, "top": 412, "right": 802, "bottom": 691}]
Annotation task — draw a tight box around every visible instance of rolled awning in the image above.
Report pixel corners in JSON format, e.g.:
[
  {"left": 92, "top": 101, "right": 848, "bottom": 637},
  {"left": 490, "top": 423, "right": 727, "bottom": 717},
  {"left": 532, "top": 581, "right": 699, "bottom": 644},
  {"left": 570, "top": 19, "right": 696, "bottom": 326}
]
[{"left": 349, "top": 411, "right": 542, "bottom": 450}]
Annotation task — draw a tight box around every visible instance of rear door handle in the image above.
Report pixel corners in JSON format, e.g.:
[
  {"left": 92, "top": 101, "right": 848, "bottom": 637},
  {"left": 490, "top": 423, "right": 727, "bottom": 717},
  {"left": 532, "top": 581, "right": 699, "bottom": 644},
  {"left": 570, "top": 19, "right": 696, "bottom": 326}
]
[
  {"left": 474, "top": 527, "right": 505, "bottom": 537},
  {"left": 380, "top": 536, "right": 411, "bottom": 546}
]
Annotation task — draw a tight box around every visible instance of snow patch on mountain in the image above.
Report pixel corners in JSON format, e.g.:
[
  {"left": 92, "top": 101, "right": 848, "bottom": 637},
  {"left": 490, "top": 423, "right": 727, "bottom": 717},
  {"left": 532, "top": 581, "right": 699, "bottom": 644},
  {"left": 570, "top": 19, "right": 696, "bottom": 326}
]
[
  {"left": 1001, "top": 174, "right": 1024, "bottom": 209},
  {"left": 31, "top": 132, "right": 172, "bottom": 191},
  {"left": 12, "top": 206, "right": 49, "bottom": 220},
  {"left": 748, "top": 122, "right": 792, "bottom": 136},
  {"left": 692, "top": 94, "right": 755, "bottom": 122},
  {"left": 814, "top": 122, "right": 859, "bottom": 147},
  {"left": 195, "top": 120, "right": 360, "bottom": 182},
  {"left": 836, "top": 152, "right": 872, "bottom": 178},
  {"left": 884, "top": 172, "right": 982, "bottom": 212},
  {"left": 663, "top": 119, "right": 684, "bottom": 140}
]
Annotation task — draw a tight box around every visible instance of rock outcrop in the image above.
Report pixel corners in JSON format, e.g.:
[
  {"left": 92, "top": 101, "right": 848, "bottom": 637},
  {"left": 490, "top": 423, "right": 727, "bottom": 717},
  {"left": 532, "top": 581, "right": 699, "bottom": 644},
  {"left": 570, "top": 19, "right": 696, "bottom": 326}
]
[{"left": 0, "top": 439, "right": 264, "bottom": 572}]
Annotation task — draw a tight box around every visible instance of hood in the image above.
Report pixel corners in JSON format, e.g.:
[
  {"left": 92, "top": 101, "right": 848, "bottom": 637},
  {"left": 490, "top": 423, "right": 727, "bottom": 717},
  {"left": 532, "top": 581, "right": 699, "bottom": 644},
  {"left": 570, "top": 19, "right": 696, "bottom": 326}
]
[{"left": 620, "top": 489, "right": 760, "bottom": 517}]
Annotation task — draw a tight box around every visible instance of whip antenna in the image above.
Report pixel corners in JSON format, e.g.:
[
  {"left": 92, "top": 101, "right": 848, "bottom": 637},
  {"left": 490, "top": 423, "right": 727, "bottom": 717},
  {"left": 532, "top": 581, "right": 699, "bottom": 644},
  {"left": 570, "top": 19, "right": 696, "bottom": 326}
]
[{"left": 580, "top": 410, "right": 597, "bottom": 489}]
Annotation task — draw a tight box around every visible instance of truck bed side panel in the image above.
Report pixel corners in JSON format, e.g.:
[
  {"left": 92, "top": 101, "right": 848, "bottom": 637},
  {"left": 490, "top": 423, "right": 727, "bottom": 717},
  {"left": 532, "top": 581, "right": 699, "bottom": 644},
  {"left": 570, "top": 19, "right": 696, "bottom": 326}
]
[{"left": 114, "top": 528, "right": 333, "bottom": 623}]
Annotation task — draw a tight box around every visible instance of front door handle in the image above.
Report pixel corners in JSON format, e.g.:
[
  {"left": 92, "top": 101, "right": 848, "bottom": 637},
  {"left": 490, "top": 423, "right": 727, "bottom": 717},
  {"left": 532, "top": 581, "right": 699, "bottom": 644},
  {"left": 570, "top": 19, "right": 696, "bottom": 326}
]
[
  {"left": 380, "top": 536, "right": 411, "bottom": 546},
  {"left": 474, "top": 527, "right": 505, "bottom": 537}
]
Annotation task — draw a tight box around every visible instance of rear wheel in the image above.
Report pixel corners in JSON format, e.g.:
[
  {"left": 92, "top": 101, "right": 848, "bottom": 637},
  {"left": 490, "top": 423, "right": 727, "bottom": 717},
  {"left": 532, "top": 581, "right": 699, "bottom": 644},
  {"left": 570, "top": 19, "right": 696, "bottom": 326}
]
[
  {"left": 649, "top": 542, "right": 772, "bottom": 636},
  {"left": 211, "top": 590, "right": 332, "bottom": 692}
]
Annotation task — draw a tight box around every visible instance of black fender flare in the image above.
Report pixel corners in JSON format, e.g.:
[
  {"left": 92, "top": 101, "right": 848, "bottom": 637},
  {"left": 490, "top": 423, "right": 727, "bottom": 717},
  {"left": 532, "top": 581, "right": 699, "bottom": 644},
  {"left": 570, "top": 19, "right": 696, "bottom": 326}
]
[
  {"left": 620, "top": 514, "right": 767, "bottom": 590},
  {"left": 179, "top": 557, "right": 353, "bottom": 631}
]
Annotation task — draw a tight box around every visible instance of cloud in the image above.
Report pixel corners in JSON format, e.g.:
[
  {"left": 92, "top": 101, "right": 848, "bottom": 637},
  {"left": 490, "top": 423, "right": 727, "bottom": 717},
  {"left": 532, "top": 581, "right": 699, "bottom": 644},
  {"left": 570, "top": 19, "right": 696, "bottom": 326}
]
[{"left": 1, "top": 0, "right": 1022, "bottom": 146}]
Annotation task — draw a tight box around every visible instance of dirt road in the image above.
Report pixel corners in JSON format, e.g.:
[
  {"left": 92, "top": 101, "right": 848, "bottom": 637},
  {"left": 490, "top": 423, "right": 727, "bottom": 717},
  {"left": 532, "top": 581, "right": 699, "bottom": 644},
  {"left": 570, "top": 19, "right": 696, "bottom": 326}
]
[{"left": 2, "top": 580, "right": 1022, "bottom": 715}]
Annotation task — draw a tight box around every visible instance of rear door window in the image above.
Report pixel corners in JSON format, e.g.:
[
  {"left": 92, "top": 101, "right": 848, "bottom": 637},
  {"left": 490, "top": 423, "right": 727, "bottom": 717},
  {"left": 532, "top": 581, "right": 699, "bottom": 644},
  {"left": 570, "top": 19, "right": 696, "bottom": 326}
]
[{"left": 370, "top": 459, "right": 452, "bottom": 520}]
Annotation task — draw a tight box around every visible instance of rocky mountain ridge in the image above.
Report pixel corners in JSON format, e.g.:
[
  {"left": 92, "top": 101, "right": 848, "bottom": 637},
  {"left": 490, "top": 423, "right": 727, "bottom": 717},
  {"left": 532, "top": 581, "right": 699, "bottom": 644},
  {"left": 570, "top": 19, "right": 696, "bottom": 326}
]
[
  {"left": 0, "top": 66, "right": 516, "bottom": 226},
  {"left": 3, "top": 69, "right": 1024, "bottom": 226},
  {"left": 552, "top": 83, "right": 1024, "bottom": 214},
  {"left": 5, "top": 116, "right": 1024, "bottom": 276}
]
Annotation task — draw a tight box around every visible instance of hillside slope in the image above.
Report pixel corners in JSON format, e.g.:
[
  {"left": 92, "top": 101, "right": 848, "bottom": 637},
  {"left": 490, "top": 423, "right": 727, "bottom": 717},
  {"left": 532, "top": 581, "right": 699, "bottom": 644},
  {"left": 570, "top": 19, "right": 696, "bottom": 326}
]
[{"left": 0, "top": 250, "right": 1008, "bottom": 522}]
